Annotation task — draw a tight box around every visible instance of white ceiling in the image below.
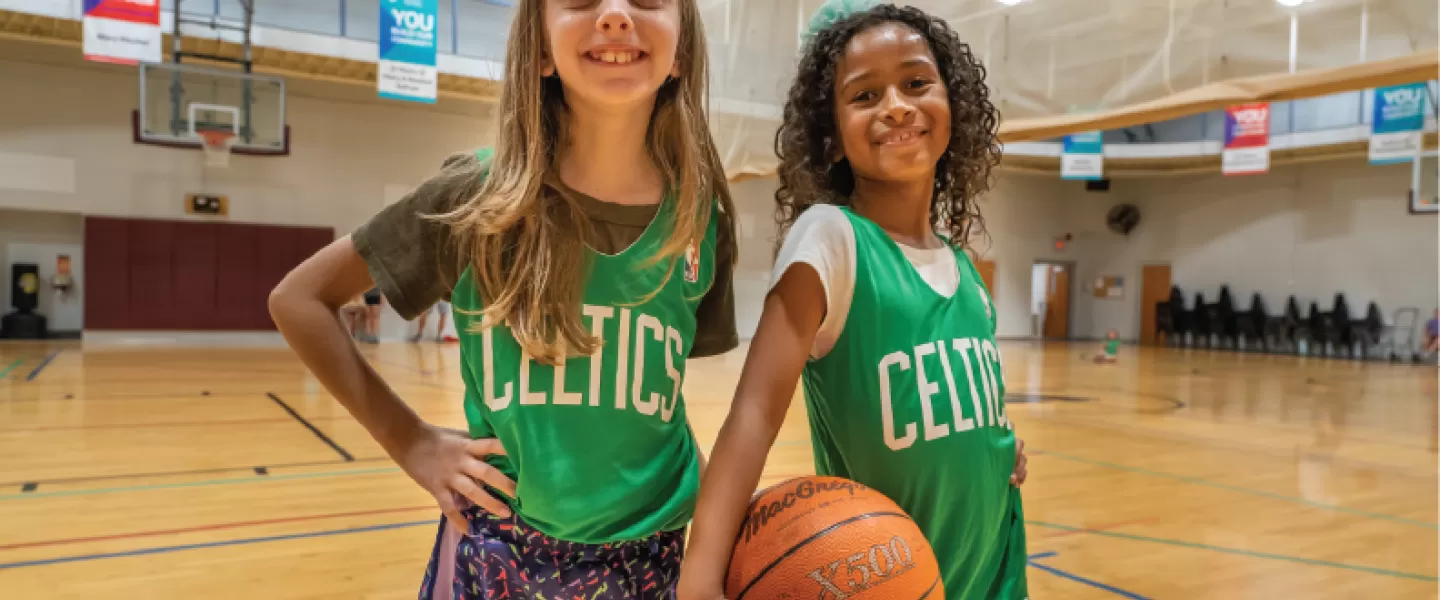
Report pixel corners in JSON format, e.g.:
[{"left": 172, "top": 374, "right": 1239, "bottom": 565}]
[{"left": 702, "top": 0, "right": 1438, "bottom": 118}]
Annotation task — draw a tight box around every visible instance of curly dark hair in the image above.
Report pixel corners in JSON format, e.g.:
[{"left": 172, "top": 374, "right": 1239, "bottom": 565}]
[{"left": 774, "top": 4, "right": 1001, "bottom": 250}]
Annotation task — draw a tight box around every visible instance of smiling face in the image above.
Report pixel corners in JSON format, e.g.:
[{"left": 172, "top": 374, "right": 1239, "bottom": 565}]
[
  {"left": 544, "top": 0, "right": 682, "bottom": 108},
  {"left": 831, "top": 22, "right": 951, "bottom": 186}
]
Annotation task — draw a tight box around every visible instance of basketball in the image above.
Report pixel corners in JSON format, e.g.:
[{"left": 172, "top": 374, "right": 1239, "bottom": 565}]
[{"left": 724, "top": 476, "right": 943, "bottom": 600}]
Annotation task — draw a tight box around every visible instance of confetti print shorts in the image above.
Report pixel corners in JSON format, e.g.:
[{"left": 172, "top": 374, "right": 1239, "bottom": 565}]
[{"left": 419, "top": 506, "right": 685, "bottom": 600}]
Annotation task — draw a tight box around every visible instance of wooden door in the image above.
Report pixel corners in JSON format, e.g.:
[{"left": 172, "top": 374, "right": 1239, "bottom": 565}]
[
  {"left": 974, "top": 259, "right": 996, "bottom": 297},
  {"left": 1043, "top": 265, "right": 1070, "bottom": 339},
  {"left": 1139, "top": 264, "right": 1173, "bottom": 345}
]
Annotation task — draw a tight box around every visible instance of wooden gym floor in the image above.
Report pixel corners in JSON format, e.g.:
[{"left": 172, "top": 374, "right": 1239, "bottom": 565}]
[{"left": 0, "top": 339, "right": 1434, "bottom": 599}]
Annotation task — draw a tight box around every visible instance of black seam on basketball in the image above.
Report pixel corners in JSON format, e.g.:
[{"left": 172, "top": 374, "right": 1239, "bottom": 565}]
[
  {"left": 918, "top": 575, "right": 940, "bottom": 599},
  {"left": 734, "top": 511, "right": 909, "bottom": 600}
]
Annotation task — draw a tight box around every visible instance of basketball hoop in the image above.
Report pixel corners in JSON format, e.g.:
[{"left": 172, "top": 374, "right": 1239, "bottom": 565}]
[{"left": 198, "top": 129, "right": 236, "bottom": 168}]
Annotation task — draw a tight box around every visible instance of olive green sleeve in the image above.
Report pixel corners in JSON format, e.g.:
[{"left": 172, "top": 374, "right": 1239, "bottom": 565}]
[
  {"left": 352, "top": 151, "right": 485, "bottom": 320},
  {"left": 690, "top": 207, "right": 739, "bottom": 358}
]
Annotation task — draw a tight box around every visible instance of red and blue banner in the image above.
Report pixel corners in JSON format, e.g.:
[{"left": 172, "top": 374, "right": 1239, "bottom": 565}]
[
  {"left": 1222, "top": 102, "right": 1270, "bottom": 176},
  {"left": 83, "top": 0, "right": 162, "bottom": 65}
]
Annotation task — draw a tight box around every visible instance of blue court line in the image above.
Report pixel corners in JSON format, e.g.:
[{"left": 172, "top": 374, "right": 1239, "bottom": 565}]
[
  {"left": 0, "top": 520, "right": 435, "bottom": 570},
  {"left": 25, "top": 351, "right": 59, "bottom": 382},
  {"left": 1028, "top": 521, "right": 1438, "bottom": 582},
  {"left": 0, "top": 467, "right": 402, "bottom": 501},
  {"left": 1034, "top": 449, "right": 1438, "bottom": 529},
  {"left": 1027, "top": 556, "right": 1151, "bottom": 600},
  {"left": 0, "top": 358, "right": 24, "bottom": 381}
]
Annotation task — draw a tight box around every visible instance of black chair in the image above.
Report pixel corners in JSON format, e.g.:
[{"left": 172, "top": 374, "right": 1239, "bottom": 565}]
[
  {"left": 1237, "top": 293, "right": 1268, "bottom": 351},
  {"left": 1352, "top": 302, "right": 1385, "bottom": 359},
  {"left": 1192, "top": 292, "right": 1212, "bottom": 347},
  {"left": 1213, "top": 286, "right": 1238, "bottom": 348},
  {"left": 1274, "top": 296, "right": 1300, "bottom": 354},
  {"left": 1155, "top": 299, "right": 1175, "bottom": 346},
  {"left": 1167, "top": 287, "right": 1191, "bottom": 347},
  {"left": 1306, "top": 301, "right": 1336, "bottom": 356},
  {"left": 1330, "top": 293, "right": 1354, "bottom": 358}
]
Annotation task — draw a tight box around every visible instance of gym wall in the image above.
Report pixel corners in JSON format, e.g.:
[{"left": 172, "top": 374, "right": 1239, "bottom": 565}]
[
  {"left": 0, "top": 43, "right": 495, "bottom": 238},
  {"left": 1058, "top": 161, "right": 1438, "bottom": 340}
]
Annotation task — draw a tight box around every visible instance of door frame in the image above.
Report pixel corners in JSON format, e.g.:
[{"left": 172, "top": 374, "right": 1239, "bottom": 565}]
[
  {"left": 1033, "top": 260, "right": 1076, "bottom": 340},
  {"left": 1139, "top": 262, "right": 1173, "bottom": 346}
]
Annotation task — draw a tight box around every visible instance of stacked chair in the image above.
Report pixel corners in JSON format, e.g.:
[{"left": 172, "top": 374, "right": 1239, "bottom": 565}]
[{"left": 1152, "top": 286, "right": 1424, "bottom": 363}]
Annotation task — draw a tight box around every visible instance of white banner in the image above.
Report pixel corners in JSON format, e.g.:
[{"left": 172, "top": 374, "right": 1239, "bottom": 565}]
[{"left": 82, "top": 14, "right": 161, "bottom": 65}]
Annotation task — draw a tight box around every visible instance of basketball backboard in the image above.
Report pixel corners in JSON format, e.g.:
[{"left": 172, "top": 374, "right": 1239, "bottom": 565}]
[{"left": 135, "top": 62, "right": 288, "bottom": 155}]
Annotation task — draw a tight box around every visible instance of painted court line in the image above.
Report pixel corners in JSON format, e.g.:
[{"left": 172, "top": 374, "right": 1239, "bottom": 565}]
[
  {"left": 25, "top": 351, "right": 60, "bottom": 382},
  {"left": 0, "top": 505, "right": 434, "bottom": 551},
  {"left": 1031, "top": 555, "right": 1152, "bottom": 595},
  {"left": 1035, "top": 449, "right": 1437, "bottom": 529},
  {"left": 1028, "top": 520, "right": 1438, "bottom": 582},
  {"left": 1034, "top": 518, "right": 1157, "bottom": 540},
  {"left": 0, "top": 457, "right": 389, "bottom": 490},
  {"left": 0, "top": 467, "right": 402, "bottom": 501},
  {"left": 0, "top": 520, "right": 436, "bottom": 570},
  {"left": 0, "top": 358, "right": 24, "bottom": 380},
  {"left": 266, "top": 392, "right": 354, "bottom": 461}
]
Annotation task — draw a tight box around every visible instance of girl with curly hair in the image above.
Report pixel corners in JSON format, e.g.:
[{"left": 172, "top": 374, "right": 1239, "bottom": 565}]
[{"left": 678, "top": 3, "right": 1028, "bottom": 599}]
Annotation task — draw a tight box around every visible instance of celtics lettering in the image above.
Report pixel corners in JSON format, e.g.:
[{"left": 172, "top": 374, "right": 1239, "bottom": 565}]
[
  {"left": 479, "top": 305, "right": 685, "bottom": 422},
  {"left": 877, "top": 337, "right": 1008, "bottom": 451}
]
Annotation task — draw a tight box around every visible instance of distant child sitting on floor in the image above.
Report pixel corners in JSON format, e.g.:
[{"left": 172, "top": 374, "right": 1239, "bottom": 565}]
[{"left": 1095, "top": 329, "right": 1120, "bottom": 364}]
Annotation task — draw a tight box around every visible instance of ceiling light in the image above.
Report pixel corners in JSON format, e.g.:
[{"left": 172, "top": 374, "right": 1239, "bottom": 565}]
[
  {"left": 996, "top": 0, "right": 1026, "bottom": 5},
  {"left": 1275, "top": 0, "right": 1311, "bottom": 7}
]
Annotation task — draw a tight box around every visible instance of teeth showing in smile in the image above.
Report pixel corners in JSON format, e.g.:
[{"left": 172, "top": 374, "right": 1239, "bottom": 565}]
[
  {"left": 591, "top": 51, "right": 640, "bottom": 64},
  {"left": 883, "top": 131, "right": 922, "bottom": 144}
]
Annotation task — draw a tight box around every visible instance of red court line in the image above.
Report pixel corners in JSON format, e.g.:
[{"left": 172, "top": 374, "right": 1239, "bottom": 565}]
[
  {"left": 0, "top": 505, "right": 435, "bottom": 552},
  {"left": 1034, "top": 518, "right": 1158, "bottom": 540}
]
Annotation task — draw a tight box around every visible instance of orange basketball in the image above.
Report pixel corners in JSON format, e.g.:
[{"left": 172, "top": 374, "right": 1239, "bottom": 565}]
[{"left": 725, "top": 476, "right": 944, "bottom": 600}]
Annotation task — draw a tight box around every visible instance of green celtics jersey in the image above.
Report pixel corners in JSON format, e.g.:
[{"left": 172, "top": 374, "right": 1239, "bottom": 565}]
[
  {"left": 450, "top": 197, "right": 719, "bottom": 544},
  {"left": 800, "top": 208, "right": 1028, "bottom": 600}
]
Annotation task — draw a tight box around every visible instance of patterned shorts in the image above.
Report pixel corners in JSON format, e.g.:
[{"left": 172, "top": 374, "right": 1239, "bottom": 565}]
[{"left": 418, "top": 507, "right": 686, "bottom": 600}]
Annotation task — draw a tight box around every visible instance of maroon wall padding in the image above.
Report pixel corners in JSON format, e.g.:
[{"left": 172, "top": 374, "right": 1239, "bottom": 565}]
[
  {"left": 83, "top": 216, "right": 333, "bottom": 331},
  {"left": 214, "top": 223, "right": 262, "bottom": 330},
  {"left": 83, "top": 217, "right": 131, "bottom": 330}
]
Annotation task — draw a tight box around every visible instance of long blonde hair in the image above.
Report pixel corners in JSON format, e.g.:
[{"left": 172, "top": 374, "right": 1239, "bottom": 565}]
[{"left": 445, "top": 0, "right": 733, "bottom": 365}]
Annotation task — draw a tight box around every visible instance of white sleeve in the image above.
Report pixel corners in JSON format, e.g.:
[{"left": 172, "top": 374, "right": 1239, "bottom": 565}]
[{"left": 767, "top": 205, "right": 856, "bottom": 359}]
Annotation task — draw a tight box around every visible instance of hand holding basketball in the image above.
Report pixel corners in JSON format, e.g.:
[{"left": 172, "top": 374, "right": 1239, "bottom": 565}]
[{"left": 397, "top": 424, "right": 517, "bottom": 533}]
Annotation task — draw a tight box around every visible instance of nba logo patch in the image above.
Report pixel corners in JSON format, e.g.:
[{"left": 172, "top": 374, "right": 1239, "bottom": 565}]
[
  {"left": 684, "top": 241, "right": 700, "bottom": 283},
  {"left": 975, "top": 284, "right": 992, "bottom": 319}
]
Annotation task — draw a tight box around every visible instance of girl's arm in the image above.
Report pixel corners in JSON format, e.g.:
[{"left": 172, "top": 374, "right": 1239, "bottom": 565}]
[
  {"left": 678, "top": 265, "right": 828, "bottom": 600},
  {"left": 269, "top": 236, "right": 515, "bottom": 532}
]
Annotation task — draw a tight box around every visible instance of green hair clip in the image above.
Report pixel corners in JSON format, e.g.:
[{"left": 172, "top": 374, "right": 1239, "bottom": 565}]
[{"left": 802, "top": 0, "right": 885, "bottom": 45}]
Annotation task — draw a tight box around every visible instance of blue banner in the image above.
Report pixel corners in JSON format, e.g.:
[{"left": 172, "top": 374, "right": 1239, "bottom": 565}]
[
  {"left": 379, "top": 0, "right": 438, "bottom": 103},
  {"left": 1062, "top": 131, "right": 1104, "bottom": 180},
  {"left": 1369, "top": 83, "right": 1427, "bottom": 165}
]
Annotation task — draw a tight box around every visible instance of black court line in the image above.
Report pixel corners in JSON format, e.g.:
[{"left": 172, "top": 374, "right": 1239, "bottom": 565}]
[
  {"left": 266, "top": 392, "right": 355, "bottom": 462},
  {"left": 0, "top": 457, "right": 389, "bottom": 490},
  {"left": 25, "top": 351, "right": 60, "bottom": 382}
]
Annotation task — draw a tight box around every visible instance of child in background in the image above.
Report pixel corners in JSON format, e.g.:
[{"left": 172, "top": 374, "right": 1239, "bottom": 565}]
[
  {"left": 1096, "top": 329, "right": 1121, "bottom": 363},
  {"left": 679, "top": 3, "right": 1027, "bottom": 599},
  {"left": 270, "top": 1, "right": 736, "bottom": 598}
]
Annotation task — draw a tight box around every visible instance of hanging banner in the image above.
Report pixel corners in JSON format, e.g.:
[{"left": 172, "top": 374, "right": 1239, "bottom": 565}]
[
  {"left": 379, "top": 0, "right": 439, "bottom": 103},
  {"left": 1369, "top": 83, "right": 1427, "bottom": 165},
  {"left": 1061, "top": 131, "right": 1104, "bottom": 180},
  {"left": 1222, "top": 102, "right": 1270, "bottom": 176},
  {"left": 82, "top": 0, "right": 161, "bottom": 65}
]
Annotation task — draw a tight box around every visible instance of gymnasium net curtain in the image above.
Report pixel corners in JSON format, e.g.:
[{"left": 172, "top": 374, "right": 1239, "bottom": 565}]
[{"left": 701, "top": 0, "right": 1439, "bottom": 180}]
